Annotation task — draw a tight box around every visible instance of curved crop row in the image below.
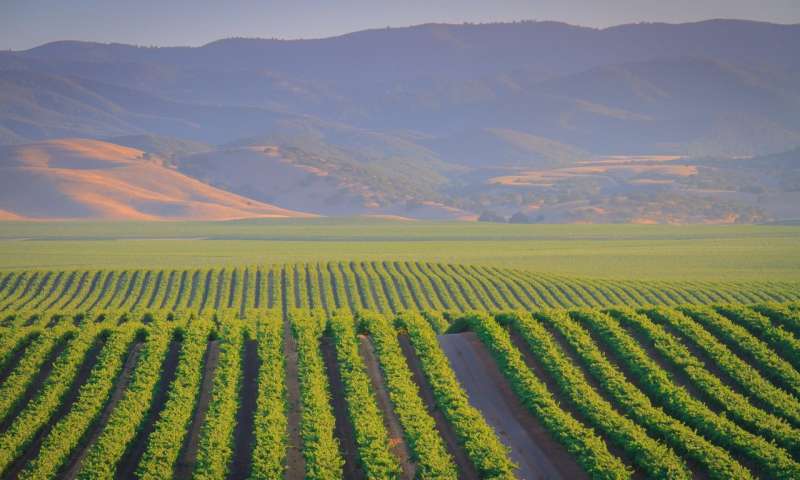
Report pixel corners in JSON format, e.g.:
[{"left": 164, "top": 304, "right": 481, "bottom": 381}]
[
  {"left": 136, "top": 318, "right": 213, "bottom": 479},
  {"left": 466, "top": 311, "right": 630, "bottom": 479},
  {"left": 193, "top": 312, "right": 242, "bottom": 478},
  {"left": 576, "top": 309, "right": 800, "bottom": 479},
  {"left": 20, "top": 324, "right": 140, "bottom": 479},
  {"left": 538, "top": 310, "right": 751, "bottom": 479},
  {"left": 680, "top": 305, "right": 800, "bottom": 397},
  {"left": 77, "top": 322, "right": 174, "bottom": 479},
  {"left": 249, "top": 310, "right": 287, "bottom": 479},
  {"left": 290, "top": 309, "right": 343, "bottom": 479},
  {"left": 358, "top": 311, "right": 457, "bottom": 479},
  {"left": 497, "top": 311, "right": 689, "bottom": 479},
  {"left": 715, "top": 304, "right": 800, "bottom": 371},
  {"left": 646, "top": 307, "right": 800, "bottom": 425},
  {"left": 0, "top": 323, "right": 105, "bottom": 475},
  {"left": 397, "top": 311, "right": 516, "bottom": 479},
  {"left": 329, "top": 310, "right": 400, "bottom": 478},
  {"left": 613, "top": 308, "right": 800, "bottom": 453}
]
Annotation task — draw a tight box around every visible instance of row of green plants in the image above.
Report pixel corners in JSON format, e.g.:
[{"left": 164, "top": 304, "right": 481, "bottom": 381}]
[
  {"left": 136, "top": 319, "right": 213, "bottom": 478},
  {"left": 465, "top": 311, "right": 630, "bottom": 479},
  {"left": 329, "top": 310, "right": 400, "bottom": 478},
  {"left": 20, "top": 324, "right": 141, "bottom": 479},
  {"left": 647, "top": 306, "right": 800, "bottom": 426},
  {"left": 397, "top": 310, "right": 517, "bottom": 479},
  {"left": 753, "top": 302, "right": 800, "bottom": 338},
  {"left": 193, "top": 312, "right": 242, "bottom": 479},
  {"left": 681, "top": 306, "right": 800, "bottom": 397},
  {"left": 577, "top": 309, "right": 800, "bottom": 479},
  {"left": 614, "top": 307, "right": 800, "bottom": 453},
  {"left": 358, "top": 311, "right": 458, "bottom": 479},
  {"left": 715, "top": 304, "right": 800, "bottom": 372},
  {"left": 290, "top": 309, "right": 343, "bottom": 479},
  {"left": 0, "top": 323, "right": 105, "bottom": 475},
  {"left": 249, "top": 311, "right": 287, "bottom": 478},
  {"left": 494, "top": 311, "right": 690, "bottom": 479},
  {"left": 4, "top": 264, "right": 800, "bottom": 314},
  {"left": 76, "top": 322, "right": 175, "bottom": 478},
  {"left": 537, "top": 310, "right": 751, "bottom": 479},
  {"left": 0, "top": 327, "right": 64, "bottom": 425}
]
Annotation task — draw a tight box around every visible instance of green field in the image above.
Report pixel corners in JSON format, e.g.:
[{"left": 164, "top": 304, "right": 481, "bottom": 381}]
[{"left": 1, "top": 220, "right": 798, "bottom": 281}]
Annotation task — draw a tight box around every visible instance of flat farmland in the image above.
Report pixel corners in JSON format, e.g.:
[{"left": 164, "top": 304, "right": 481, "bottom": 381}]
[{"left": 0, "top": 220, "right": 798, "bottom": 280}]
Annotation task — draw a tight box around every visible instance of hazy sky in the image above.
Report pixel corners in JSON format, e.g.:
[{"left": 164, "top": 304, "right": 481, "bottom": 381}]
[{"left": 2, "top": 0, "right": 799, "bottom": 50}]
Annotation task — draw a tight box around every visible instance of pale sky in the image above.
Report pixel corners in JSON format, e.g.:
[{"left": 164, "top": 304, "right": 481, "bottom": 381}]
[{"left": 2, "top": 0, "right": 799, "bottom": 50}]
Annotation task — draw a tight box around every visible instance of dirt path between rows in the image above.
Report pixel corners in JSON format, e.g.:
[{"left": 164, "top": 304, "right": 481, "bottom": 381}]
[
  {"left": 3, "top": 335, "right": 105, "bottom": 480},
  {"left": 228, "top": 339, "right": 259, "bottom": 479},
  {"left": 174, "top": 340, "right": 220, "bottom": 479},
  {"left": 397, "top": 335, "right": 478, "bottom": 480},
  {"left": 439, "top": 332, "right": 582, "bottom": 480},
  {"left": 115, "top": 337, "right": 181, "bottom": 479},
  {"left": 358, "top": 335, "right": 415, "bottom": 479},
  {"left": 0, "top": 335, "right": 68, "bottom": 432},
  {"left": 61, "top": 342, "right": 143, "bottom": 479},
  {"left": 282, "top": 269, "right": 305, "bottom": 480},
  {"left": 320, "top": 336, "right": 364, "bottom": 479}
]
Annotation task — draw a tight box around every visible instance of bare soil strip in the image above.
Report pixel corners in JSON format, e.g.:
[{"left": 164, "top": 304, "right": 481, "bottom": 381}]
[
  {"left": 253, "top": 268, "right": 262, "bottom": 309},
  {"left": 282, "top": 270, "right": 305, "bottom": 480},
  {"left": 115, "top": 336, "right": 181, "bottom": 479},
  {"left": 115, "top": 271, "right": 138, "bottom": 309},
  {"left": 228, "top": 339, "right": 259, "bottom": 479},
  {"left": 172, "top": 270, "right": 188, "bottom": 310},
  {"left": 320, "top": 336, "right": 364, "bottom": 479},
  {"left": 0, "top": 336, "right": 35, "bottom": 388},
  {"left": 305, "top": 264, "right": 315, "bottom": 309},
  {"left": 358, "top": 336, "right": 415, "bottom": 480},
  {"left": 229, "top": 269, "right": 238, "bottom": 309},
  {"left": 316, "top": 266, "right": 329, "bottom": 312},
  {"left": 145, "top": 271, "right": 164, "bottom": 309},
  {"left": 239, "top": 268, "right": 249, "bottom": 317},
  {"left": 61, "top": 342, "right": 144, "bottom": 479},
  {"left": 397, "top": 334, "right": 478, "bottom": 480},
  {"left": 440, "top": 332, "right": 580, "bottom": 480},
  {"left": 213, "top": 270, "right": 225, "bottom": 310},
  {"left": 130, "top": 271, "right": 152, "bottom": 310},
  {"left": 3, "top": 336, "right": 105, "bottom": 480},
  {"left": 88, "top": 271, "right": 115, "bottom": 311},
  {"left": 174, "top": 340, "right": 220, "bottom": 480},
  {"left": 0, "top": 336, "right": 69, "bottom": 432},
  {"left": 199, "top": 270, "right": 212, "bottom": 311},
  {"left": 158, "top": 271, "right": 176, "bottom": 309}
]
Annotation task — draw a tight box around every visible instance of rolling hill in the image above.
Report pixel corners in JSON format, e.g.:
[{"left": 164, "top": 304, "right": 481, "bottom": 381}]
[{"left": 0, "top": 138, "right": 314, "bottom": 220}]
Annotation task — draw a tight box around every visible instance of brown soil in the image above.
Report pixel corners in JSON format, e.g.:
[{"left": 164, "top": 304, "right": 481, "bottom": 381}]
[
  {"left": 227, "top": 339, "right": 259, "bottom": 479},
  {"left": 115, "top": 336, "right": 181, "bottom": 479},
  {"left": 174, "top": 340, "right": 220, "bottom": 480},
  {"left": 441, "top": 332, "right": 586, "bottom": 480},
  {"left": 61, "top": 342, "right": 143, "bottom": 479},
  {"left": 358, "top": 336, "right": 415, "bottom": 479},
  {"left": 199, "top": 270, "right": 212, "bottom": 310},
  {"left": 146, "top": 271, "right": 165, "bottom": 309},
  {"left": 3, "top": 335, "right": 105, "bottom": 480},
  {"left": 88, "top": 271, "right": 116, "bottom": 311},
  {"left": 282, "top": 270, "right": 305, "bottom": 480},
  {"left": 239, "top": 268, "right": 249, "bottom": 317},
  {"left": 320, "top": 336, "right": 364, "bottom": 479},
  {"left": 397, "top": 334, "right": 479, "bottom": 480},
  {"left": 253, "top": 268, "right": 262, "bottom": 309},
  {"left": 115, "top": 271, "right": 138, "bottom": 309}
]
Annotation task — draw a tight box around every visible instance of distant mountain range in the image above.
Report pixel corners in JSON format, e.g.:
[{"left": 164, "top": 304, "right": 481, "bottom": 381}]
[{"left": 1, "top": 20, "right": 799, "bottom": 222}]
